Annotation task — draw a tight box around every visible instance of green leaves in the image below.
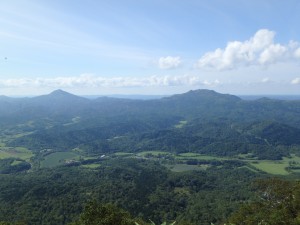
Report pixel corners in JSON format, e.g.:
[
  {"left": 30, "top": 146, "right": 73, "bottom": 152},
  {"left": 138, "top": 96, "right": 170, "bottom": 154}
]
[
  {"left": 71, "top": 201, "right": 135, "bottom": 225},
  {"left": 135, "top": 220, "right": 176, "bottom": 225},
  {"left": 229, "top": 178, "right": 300, "bottom": 225}
]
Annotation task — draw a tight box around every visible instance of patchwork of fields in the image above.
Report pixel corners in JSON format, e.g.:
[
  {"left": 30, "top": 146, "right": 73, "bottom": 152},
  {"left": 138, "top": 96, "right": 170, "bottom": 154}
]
[
  {"left": 1, "top": 134, "right": 300, "bottom": 175},
  {"left": 114, "top": 151, "right": 300, "bottom": 175}
]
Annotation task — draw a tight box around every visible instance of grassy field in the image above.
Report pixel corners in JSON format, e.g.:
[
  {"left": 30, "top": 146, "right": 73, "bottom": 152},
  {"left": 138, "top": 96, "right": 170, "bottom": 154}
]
[
  {"left": 0, "top": 150, "right": 11, "bottom": 159},
  {"left": 0, "top": 142, "right": 296, "bottom": 175},
  {"left": 63, "top": 116, "right": 81, "bottom": 126},
  {"left": 41, "top": 152, "right": 80, "bottom": 168},
  {"left": 12, "top": 132, "right": 34, "bottom": 138},
  {"left": 11, "top": 160, "right": 23, "bottom": 166},
  {"left": 176, "top": 153, "right": 228, "bottom": 161},
  {"left": 137, "top": 151, "right": 171, "bottom": 157},
  {"left": 123, "top": 151, "right": 300, "bottom": 175},
  {"left": 174, "top": 120, "right": 187, "bottom": 128},
  {"left": 114, "top": 152, "right": 135, "bottom": 157},
  {"left": 0, "top": 147, "right": 33, "bottom": 160},
  {"left": 165, "top": 163, "right": 207, "bottom": 172},
  {"left": 249, "top": 161, "right": 289, "bottom": 175},
  {"left": 247, "top": 155, "right": 300, "bottom": 175}
]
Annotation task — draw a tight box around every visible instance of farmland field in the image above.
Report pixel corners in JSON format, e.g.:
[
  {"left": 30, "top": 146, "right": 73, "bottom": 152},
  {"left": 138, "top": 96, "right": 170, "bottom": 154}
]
[
  {"left": 249, "top": 161, "right": 289, "bottom": 175},
  {"left": 176, "top": 153, "right": 229, "bottom": 161},
  {"left": 165, "top": 163, "right": 207, "bottom": 172},
  {"left": 247, "top": 155, "right": 300, "bottom": 175},
  {"left": 2, "top": 145, "right": 297, "bottom": 175},
  {"left": 114, "top": 151, "right": 300, "bottom": 175},
  {"left": 137, "top": 151, "right": 171, "bottom": 157},
  {"left": 41, "top": 152, "right": 80, "bottom": 168},
  {"left": 174, "top": 120, "right": 187, "bottom": 128},
  {"left": 114, "top": 152, "right": 134, "bottom": 157},
  {"left": 0, "top": 147, "right": 33, "bottom": 160}
]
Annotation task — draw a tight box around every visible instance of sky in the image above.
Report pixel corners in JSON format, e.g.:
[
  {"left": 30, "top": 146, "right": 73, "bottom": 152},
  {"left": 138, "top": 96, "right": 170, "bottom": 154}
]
[{"left": 0, "top": 0, "right": 300, "bottom": 96}]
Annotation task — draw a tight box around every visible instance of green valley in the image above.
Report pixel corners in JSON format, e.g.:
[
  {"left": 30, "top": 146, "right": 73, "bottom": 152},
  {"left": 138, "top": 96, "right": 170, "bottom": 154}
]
[{"left": 1, "top": 89, "right": 300, "bottom": 224}]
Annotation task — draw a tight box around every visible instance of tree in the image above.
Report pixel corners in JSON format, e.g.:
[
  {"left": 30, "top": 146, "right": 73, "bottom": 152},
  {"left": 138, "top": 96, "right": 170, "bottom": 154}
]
[
  {"left": 69, "top": 201, "right": 136, "bottom": 225},
  {"left": 229, "top": 178, "right": 300, "bottom": 225}
]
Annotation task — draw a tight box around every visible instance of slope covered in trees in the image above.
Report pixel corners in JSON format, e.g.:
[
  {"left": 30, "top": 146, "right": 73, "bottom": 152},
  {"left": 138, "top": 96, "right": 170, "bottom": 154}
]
[
  {"left": 1, "top": 89, "right": 300, "bottom": 160},
  {"left": 1, "top": 89, "right": 300, "bottom": 224},
  {"left": 0, "top": 158, "right": 256, "bottom": 225}
]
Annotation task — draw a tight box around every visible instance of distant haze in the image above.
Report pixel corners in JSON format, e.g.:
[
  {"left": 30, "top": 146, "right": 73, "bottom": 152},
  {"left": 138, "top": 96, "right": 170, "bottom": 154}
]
[
  {"left": 5, "top": 91, "right": 300, "bottom": 101},
  {"left": 239, "top": 95, "right": 300, "bottom": 101},
  {"left": 82, "top": 94, "right": 168, "bottom": 100}
]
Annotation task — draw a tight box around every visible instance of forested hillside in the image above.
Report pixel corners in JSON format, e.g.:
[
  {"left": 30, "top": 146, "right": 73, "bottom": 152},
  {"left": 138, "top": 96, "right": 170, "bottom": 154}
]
[
  {"left": 2, "top": 89, "right": 300, "bottom": 159},
  {"left": 0, "top": 158, "right": 257, "bottom": 224},
  {"left": 1, "top": 89, "right": 300, "bottom": 224}
]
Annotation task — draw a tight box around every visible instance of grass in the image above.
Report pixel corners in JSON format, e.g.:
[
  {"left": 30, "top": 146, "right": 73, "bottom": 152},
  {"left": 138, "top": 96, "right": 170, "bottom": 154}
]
[
  {"left": 249, "top": 161, "right": 289, "bottom": 175},
  {"left": 41, "top": 152, "right": 80, "bottom": 168},
  {"left": 0, "top": 142, "right": 6, "bottom": 147},
  {"left": 0, "top": 147, "right": 33, "bottom": 160},
  {"left": 12, "top": 132, "right": 34, "bottom": 138},
  {"left": 283, "top": 154, "right": 300, "bottom": 163},
  {"left": 11, "top": 160, "right": 23, "bottom": 166},
  {"left": 0, "top": 150, "right": 11, "bottom": 159},
  {"left": 174, "top": 120, "right": 187, "bottom": 128},
  {"left": 143, "top": 152, "right": 300, "bottom": 175},
  {"left": 247, "top": 155, "right": 300, "bottom": 175},
  {"left": 72, "top": 147, "right": 85, "bottom": 154},
  {"left": 137, "top": 151, "right": 171, "bottom": 157},
  {"left": 64, "top": 116, "right": 81, "bottom": 126},
  {"left": 114, "top": 152, "right": 134, "bottom": 156},
  {"left": 165, "top": 163, "right": 206, "bottom": 172},
  {"left": 176, "top": 153, "right": 228, "bottom": 161},
  {"left": 241, "top": 165, "right": 260, "bottom": 173},
  {"left": 33, "top": 148, "right": 300, "bottom": 175}
]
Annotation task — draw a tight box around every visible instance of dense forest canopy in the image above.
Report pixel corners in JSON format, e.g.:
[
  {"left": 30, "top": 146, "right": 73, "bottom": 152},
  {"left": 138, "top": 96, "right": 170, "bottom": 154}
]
[
  {"left": 1, "top": 89, "right": 300, "bottom": 160},
  {"left": 1, "top": 89, "right": 300, "bottom": 224}
]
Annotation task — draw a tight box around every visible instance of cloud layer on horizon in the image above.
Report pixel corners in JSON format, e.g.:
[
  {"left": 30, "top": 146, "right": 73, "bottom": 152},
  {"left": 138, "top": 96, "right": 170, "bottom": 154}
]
[
  {"left": 0, "top": 74, "right": 219, "bottom": 89},
  {"left": 1, "top": 73, "right": 299, "bottom": 91}
]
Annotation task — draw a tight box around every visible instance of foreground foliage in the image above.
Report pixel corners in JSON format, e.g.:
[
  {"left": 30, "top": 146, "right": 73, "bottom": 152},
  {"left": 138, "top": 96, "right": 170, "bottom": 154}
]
[
  {"left": 69, "top": 202, "right": 135, "bottom": 225},
  {"left": 229, "top": 178, "right": 300, "bottom": 225},
  {"left": 0, "top": 158, "right": 256, "bottom": 225}
]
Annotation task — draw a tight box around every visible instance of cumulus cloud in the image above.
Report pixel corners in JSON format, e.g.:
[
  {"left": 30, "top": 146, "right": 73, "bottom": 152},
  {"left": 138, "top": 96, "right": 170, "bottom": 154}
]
[
  {"left": 261, "top": 77, "right": 271, "bottom": 83},
  {"left": 291, "top": 78, "right": 300, "bottom": 84},
  {"left": 0, "top": 74, "right": 219, "bottom": 89},
  {"left": 197, "top": 29, "right": 300, "bottom": 70},
  {"left": 258, "top": 44, "right": 287, "bottom": 64},
  {"left": 158, "top": 56, "right": 181, "bottom": 69},
  {"left": 295, "top": 48, "right": 300, "bottom": 58}
]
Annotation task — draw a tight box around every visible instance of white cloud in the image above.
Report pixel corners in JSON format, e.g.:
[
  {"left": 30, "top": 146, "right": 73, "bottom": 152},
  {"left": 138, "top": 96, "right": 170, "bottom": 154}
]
[
  {"left": 261, "top": 77, "right": 271, "bottom": 83},
  {"left": 291, "top": 78, "right": 300, "bottom": 84},
  {"left": 258, "top": 44, "right": 287, "bottom": 64},
  {"left": 0, "top": 74, "right": 219, "bottom": 89},
  {"left": 197, "top": 29, "right": 300, "bottom": 70},
  {"left": 202, "top": 79, "right": 220, "bottom": 86},
  {"left": 295, "top": 48, "right": 300, "bottom": 58},
  {"left": 158, "top": 56, "right": 181, "bottom": 69}
]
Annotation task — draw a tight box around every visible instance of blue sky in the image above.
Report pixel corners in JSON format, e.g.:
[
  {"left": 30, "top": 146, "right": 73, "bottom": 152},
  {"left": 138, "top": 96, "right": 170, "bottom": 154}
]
[{"left": 0, "top": 0, "right": 300, "bottom": 96}]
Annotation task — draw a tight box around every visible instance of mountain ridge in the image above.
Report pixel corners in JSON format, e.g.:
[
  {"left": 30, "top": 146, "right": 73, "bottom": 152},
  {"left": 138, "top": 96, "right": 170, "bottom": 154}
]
[
  {"left": 2, "top": 88, "right": 300, "bottom": 160},
  {"left": 0, "top": 88, "right": 299, "bottom": 123}
]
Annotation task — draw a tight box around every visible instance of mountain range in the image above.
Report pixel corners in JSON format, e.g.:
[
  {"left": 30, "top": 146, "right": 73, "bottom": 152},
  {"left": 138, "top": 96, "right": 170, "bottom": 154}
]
[{"left": 1, "top": 89, "right": 300, "bottom": 160}]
